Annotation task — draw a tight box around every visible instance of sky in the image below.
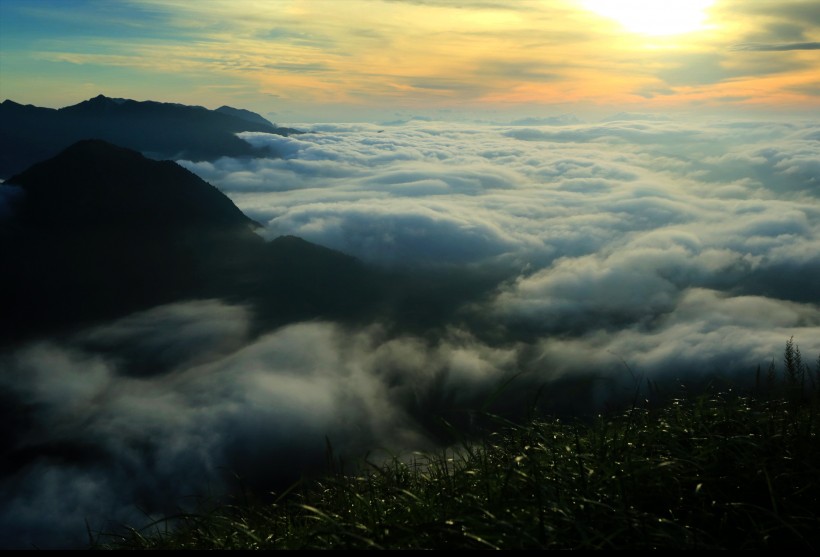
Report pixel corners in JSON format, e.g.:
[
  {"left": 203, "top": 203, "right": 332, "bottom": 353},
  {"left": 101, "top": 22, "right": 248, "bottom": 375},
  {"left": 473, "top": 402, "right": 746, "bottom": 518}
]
[
  {"left": 1, "top": 0, "right": 819, "bottom": 121},
  {"left": 1, "top": 0, "right": 820, "bottom": 549}
]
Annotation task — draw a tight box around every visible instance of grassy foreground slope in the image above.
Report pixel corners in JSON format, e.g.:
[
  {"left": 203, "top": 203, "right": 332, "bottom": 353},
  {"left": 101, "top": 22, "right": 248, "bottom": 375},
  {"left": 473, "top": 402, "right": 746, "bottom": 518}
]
[{"left": 98, "top": 341, "right": 820, "bottom": 550}]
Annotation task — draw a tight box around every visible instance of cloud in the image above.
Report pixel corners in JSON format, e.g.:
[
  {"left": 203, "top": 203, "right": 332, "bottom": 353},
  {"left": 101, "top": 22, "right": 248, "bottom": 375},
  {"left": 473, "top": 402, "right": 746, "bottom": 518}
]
[
  {"left": 655, "top": 51, "right": 810, "bottom": 87},
  {"left": 753, "top": 22, "right": 808, "bottom": 42},
  {"left": 177, "top": 117, "right": 820, "bottom": 362},
  {"left": 508, "top": 115, "right": 582, "bottom": 126},
  {"left": 728, "top": 0, "right": 820, "bottom": 27},
  {"left": 700, "top": 133, "right": 820, "bottom": 196},
  {"left": 528, "top": 287, "right": 820, "bottom": 381},
  {"left": 731, "top": 42, "right": 820, "bottom": 51},
  {"left": 73, "top": 300, "right": 253, "bottom": 376},
  {"left": 716, "top": 1, "right": 820, "bottom": 63},
  {"left": 788, "top": 82, "right": 820, "bottom": 97},
  {"left": 176, "top": 119, "right": 820, "bottom": 277},
  {"left": 377, "top": 0, "right": 530, "bottom": 9},
  {"left": 0, "top": 301, "right": 524, "bottom": 548}
]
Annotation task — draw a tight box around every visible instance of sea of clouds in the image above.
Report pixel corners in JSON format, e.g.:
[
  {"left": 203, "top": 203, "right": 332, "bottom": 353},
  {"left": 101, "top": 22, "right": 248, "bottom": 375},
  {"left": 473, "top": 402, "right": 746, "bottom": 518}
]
[
  {"left": 1, "top": 116, "right": 818, "bottom": 548},
  {"left": 184, "top": 116, "right": 820, "bottom": 362}
]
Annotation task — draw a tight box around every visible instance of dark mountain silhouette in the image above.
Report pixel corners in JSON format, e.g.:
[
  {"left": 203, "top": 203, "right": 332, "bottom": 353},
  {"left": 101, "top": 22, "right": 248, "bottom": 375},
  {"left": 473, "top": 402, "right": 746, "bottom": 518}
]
[
  {"left": 0, "top": 95, "right": 301, "bottom": 178},
  {"left": 0, "top": 140, "right": 379, "bottom": 345},
  {"left": 6, "top": 139, "right": 260, "bottom": 231}
]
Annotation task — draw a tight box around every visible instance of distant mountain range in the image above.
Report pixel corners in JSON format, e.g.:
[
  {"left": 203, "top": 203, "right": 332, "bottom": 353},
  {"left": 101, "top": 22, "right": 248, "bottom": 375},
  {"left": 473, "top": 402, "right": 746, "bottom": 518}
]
[
  {"left": 0, "top": 140, "right": 378, "bottom": 344},
  {"left": 0, "top": 95, "right": 301, "bottom": 178}
]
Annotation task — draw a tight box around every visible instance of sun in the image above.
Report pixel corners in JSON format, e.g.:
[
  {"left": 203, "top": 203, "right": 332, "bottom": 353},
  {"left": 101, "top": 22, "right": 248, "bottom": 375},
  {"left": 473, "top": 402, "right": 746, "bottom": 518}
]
[{"left": 581, "top": 0, "right": 715, "bottom": 36}]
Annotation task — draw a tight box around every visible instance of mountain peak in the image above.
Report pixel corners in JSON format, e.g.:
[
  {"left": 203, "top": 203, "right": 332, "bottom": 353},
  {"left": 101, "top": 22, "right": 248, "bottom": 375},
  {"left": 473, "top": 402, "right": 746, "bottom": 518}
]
[{"left": 63, "top": 94, "right": 126, "bottom": 112}]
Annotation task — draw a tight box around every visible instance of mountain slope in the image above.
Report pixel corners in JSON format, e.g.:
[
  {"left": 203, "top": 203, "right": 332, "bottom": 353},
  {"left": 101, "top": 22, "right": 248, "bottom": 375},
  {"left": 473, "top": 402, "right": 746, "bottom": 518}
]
[
  {"left": 0, "top": 140, "right": 377, "bottom": 344},
  {"left": 6, "top": 139, "right": 260, "bottom": 231}
]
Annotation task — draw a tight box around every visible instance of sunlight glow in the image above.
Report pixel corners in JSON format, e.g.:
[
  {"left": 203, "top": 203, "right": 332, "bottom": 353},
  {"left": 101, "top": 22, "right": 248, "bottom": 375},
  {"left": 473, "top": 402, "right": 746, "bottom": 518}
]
[{"left": 581, "top": 0, "right": 715, "bottom": 36}]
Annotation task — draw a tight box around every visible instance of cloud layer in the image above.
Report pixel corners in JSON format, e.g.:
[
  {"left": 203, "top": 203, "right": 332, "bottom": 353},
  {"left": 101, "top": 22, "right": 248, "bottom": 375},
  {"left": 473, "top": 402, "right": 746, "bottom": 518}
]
[
  {"left": 181, "top": 116, "right": 820, "bottom": 366},
  {"left": 182, "top": 118, "right": 820, "bottom": 268}
]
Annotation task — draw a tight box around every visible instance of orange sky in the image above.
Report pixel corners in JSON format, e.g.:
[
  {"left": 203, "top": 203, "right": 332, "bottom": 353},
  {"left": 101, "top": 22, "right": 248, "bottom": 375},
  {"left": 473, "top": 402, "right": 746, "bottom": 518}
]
[{"left": 1, "top": 0, "right": 818, "bottom": 121}]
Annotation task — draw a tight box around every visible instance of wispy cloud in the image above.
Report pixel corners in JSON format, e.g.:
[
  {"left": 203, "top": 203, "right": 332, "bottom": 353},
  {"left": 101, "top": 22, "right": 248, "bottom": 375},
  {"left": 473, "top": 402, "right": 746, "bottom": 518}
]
[
  {"left": 3, "top": 0, "right": 818, "bottom": 115},
  {"left": 731, "top": 42, "right": 820, "bottom": 51}
]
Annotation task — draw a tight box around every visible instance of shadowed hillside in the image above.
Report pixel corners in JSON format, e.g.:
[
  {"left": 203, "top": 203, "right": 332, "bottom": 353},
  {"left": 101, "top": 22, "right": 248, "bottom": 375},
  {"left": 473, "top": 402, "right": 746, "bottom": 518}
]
[{"left": 0, "top": 140, "right": 380, "bottom": 344}]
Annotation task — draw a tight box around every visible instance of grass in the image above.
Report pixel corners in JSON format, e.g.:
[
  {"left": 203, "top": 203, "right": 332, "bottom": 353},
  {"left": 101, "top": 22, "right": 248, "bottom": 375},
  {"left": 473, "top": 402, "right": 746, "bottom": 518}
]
[{"left": 95, "top": 341, "right": 820, "bottom": 550}]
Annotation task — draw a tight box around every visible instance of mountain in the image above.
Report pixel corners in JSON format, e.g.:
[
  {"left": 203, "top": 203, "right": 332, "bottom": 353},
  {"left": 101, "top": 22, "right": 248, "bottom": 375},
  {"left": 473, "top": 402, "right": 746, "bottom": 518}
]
[
  {"left": 217, "top": 105, "right": 271, "bottom": 127},
  {"left": 0, "top": 140, "right": 377, "bottom": 345},
  {"left": 0, "top": 95, "right": 301, "bottom": 178},
  {"left": 5, "top": 139, "right": 260, "bottom": 232}
]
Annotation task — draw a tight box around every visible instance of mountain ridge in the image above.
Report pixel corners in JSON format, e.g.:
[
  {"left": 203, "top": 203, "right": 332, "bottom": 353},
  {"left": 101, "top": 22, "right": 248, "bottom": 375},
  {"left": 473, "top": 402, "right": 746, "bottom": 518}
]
[{"left": 0, "top": 95, "right": 302, "bottom": 178}]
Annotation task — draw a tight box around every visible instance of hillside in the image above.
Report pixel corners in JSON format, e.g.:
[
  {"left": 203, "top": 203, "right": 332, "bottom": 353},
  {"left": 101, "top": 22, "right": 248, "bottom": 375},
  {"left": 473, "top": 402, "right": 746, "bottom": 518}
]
[{"left": 0, "top": 140, "right": 377, "bottom": 344}]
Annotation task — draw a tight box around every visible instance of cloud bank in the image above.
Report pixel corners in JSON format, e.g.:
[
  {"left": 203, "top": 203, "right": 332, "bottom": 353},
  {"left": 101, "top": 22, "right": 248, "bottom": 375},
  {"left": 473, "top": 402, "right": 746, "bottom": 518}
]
[
  {"left": 180, "top": 116, "right": 820, "bottom": 371},
  {"left": 2, "top": 116, "right": 819, "bottom": 548}
]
